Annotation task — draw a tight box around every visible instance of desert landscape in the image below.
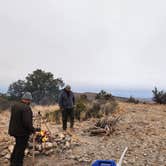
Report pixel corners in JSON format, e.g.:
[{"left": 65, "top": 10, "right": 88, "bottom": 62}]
[
  {"left": 1, "top": 1, "right": 166, "bottom": 166},
  {"left": 0, "top": 98, "right": 165, "bottom": 166}
]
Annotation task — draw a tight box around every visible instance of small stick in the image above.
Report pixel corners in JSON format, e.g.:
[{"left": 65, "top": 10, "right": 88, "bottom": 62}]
[
  {"left": 32, "top": 134, "right": 36, "bottom": 166},
  {"left": 43, "top": 120, "right": 52, "bottom": 135},
  {"left": 117, "top": 147, "right": 128, "bottom": 166}
]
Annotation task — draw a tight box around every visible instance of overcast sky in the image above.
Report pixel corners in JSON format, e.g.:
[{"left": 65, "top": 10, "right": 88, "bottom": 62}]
[{"left": 0, "top": 0, "right": 166, "bottom": 96}]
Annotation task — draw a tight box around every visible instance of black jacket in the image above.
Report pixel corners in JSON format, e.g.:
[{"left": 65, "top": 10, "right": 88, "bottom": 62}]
[
  {"left": 8, "top": 102, "right": 35, "bottom": 137},
  {"left": 58, "top": 89, "right": 75, "bottom": 109}
]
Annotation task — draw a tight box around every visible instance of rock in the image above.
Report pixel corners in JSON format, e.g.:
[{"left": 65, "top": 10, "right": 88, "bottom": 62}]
[
  {"left": 36, "top": 144, "right": 42, "bottom": 151},
  {"left": 25, "top": 149, "right": 29, "bottom": 155},
  {"left": 72, "top": 142, "right": 80, "bottom": 147},
  {"left": 0, "top": 149, "right": 8, "bottom": 157},
  {"left": 34, "top": 151, "right": 40, "bottom": 155},
  {"left": 5, "top": 153, "right": 10, "bottom": 160},
  {"left": 81, "top": 157, "right": 91, "bottom": 162},
  {"left": 42, "top": 143, "right": 46, "bottom": 149},
  {"left": 45, "top": 149, "right": 54, "bottom": 156},
  {"left": 28, "top": 143, "right": 33, "bottom": 149},
  {"left": 58, "top": 133, "right": 65, "bottom": 139},
  {"left": 69, "top": 155, "right": 75, "bottom": 159},
  {"left": 66, "top": 149, "right": 72, "bottom": 154},
  {"left": 8, "top": 145, "right": 14, "bottom": 153},
  {"left": 53, "top": 142, "right": 57, "bottom": 148},
  {"left": 4, "top": 159, "right": 9, "bottom": 163},
  {"left": 0, "top": 144, "right": 8, "bottom": 151},
  {"left": 45, "top": 142, "right": 53, "bottom": 149},
  {"left": 65, "top": 141, "right": 70, "bottom": 148},
  {"left": 65, "top": 135, "right": 71, "bottom": 142}
]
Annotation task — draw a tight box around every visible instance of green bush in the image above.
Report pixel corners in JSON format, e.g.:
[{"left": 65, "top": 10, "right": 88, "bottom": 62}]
[
  {"left": 102, "top": 101, "right": 118, "bottom": 116},
  {"left": 96, "top": 90, "right": 114, "bottom": 101},
  {"left": 127, "top": 96, "right": 139, "bottom": 104},
  {"left": 75, "top": 100, "right": 87, "bottom": 121},
  {"left": 152, "top": 87, "right": 166, "bottom": 104},
  {"left": 0, "top": 96, "right": 12, "bottom": 110},
  {"left": 84, "top": 101, "right": 102, "bottom": 120}
]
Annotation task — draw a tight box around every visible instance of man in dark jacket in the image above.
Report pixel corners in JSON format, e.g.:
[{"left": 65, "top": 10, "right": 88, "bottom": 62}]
[
  {"left": 58, "top": 85, "right": 75, "bottom": 131},
  {"left": 9, "top": 92, "right": 35, "bottom": 166}
]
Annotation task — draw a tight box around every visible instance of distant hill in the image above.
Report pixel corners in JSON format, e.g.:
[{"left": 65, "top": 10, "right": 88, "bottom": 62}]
[
  {"left": 74, "top": 92, "right": 97, "bottom": 101},
  {"left": 74, "top": 92, "right": 153, "bottom": 103}
]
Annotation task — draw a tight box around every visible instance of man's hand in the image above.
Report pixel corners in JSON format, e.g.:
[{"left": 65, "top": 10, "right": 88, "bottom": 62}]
[{"left": 35, "top": 128, "right": 41, "bottom": 132}]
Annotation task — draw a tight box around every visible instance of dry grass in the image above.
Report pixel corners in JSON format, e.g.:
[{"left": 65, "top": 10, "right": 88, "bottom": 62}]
[
  {"left": 1, "top": 101, "right": 166, "bottom": 165},
  {"left": 32, "top": 105, "right": 59, "bottom": 114}
]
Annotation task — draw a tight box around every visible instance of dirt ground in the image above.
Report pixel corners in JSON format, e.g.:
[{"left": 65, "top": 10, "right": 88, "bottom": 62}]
[{"left": 0, "top": 102, "right": 166, "bottom": 166}]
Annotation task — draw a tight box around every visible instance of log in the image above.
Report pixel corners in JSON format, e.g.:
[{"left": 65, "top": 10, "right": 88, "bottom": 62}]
[
  {"left": 90, "top": 128, "right": 107, "bottom": 136},
  {"left": 87, "top": 116, "right": 121, "bottom": 136},
  {"left": 32, "top": 134, "right": 36, "bottom": 166}
]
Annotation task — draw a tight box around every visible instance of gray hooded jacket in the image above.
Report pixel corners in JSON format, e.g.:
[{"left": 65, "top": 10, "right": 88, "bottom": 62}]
[{"left": 58, "top": 89, "right": 75, "bottom": 109}]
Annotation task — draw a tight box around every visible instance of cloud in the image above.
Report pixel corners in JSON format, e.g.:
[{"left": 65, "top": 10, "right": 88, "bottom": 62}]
[{"left": 0, "top": 0, "right": 166, "bottom": 93}]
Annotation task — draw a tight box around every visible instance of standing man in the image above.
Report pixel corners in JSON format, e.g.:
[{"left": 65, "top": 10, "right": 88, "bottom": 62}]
[
  {"left": 8, "top": 92, "right": 35, "bottom": 166},
  {"left": 58, "top": 85, "right": 75, "bottom": 131}
]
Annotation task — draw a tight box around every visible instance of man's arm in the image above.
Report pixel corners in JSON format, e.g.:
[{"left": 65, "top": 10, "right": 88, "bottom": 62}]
[
  {"left": 73, "top": 93, "right": 75, "bottom": 105},
  {"left": 22, "top": 107, "right": 35, "bottom": 134}
]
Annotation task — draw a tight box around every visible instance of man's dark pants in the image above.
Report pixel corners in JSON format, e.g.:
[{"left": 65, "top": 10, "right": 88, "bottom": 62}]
[
  {"left": 10, "top": 136, "right": 29, "bottom": 166},
  {"left": 62, "top": 108, "right": 74, "bottom": 130}
]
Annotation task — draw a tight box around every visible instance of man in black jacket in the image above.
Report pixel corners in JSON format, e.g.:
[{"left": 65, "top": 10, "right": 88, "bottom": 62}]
[
  {"left": 9, "top": 92, "right": 35, "bottom": 166},
  {"left": 58, "top": 85, "right": 75, "bottom": 131}
]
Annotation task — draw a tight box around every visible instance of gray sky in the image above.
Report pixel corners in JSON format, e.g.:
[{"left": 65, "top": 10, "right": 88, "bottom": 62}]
[{"left": 0, "top": 0, "right": 166, "bottom": 95}]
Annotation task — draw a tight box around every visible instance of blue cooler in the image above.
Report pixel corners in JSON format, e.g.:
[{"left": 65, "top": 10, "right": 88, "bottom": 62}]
[{"left": 92, "top": 160, "right": 117, "bottom": 166}]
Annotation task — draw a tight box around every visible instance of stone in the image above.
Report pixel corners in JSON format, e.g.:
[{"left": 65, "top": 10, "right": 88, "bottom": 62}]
[
  {"left": 28, "top": 143, "right": 33, "bottom": 149},
  {"left": 45, "top": 142, "right": 53, "bottom": 149},
  {"left": 4, "top": 159, "right": 9, "bottom": 163},
  {"left": 58, "top": 133, "right": 65, "bottom": 139},
  {"left": 5, "top": 153, "right": 10, "bottom": 160},
  {"left": 69, "top": 155, "right": 75, "bottom": 159},
  {"left": 65, "top": 141, "right": 70, "bottom": 148},
  {"left": 0, "top": 149, "right": 8, "bottom": 157},
  {"left": 42, "top": 143, "right": 46, "bottom": 149},
  {"left": 8, "top": 145, "right": 14, "bottom": 153},
  {"left": 53, "top": 142, "right": 57, "bottom": 148},
  {"left": 65, "top": 135, "right": 71, "bottom": 142},
  {"left": 72, "top": 142, "right": 80, "bottom": 147},
  {"left": 34, "top": 151, "right": 40, "bottom": 155},
  {"left": 36, "top": 144, "right": 42, "bottom": 151},
  {"left": 82, "top": 157, "right": 91, "bottom": 162},
  {"left": 45, "top": 149, "right": 54, "bottom": 156},
  {"left": 25, "top": 149, "right": 29, "bottom": 156}
]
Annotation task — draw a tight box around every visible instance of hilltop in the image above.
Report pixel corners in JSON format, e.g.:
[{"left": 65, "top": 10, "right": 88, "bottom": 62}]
[
  {"left": 0, "top": 101, "right": 165, "bottom": 166},
  {"left": 75, "top": 92, "right": 152, "bottom": 103}
]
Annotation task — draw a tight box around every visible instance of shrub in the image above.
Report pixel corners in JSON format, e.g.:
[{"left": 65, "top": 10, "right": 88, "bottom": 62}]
[
  {"left": 0, "top": 96, "right": 12, "bottom": 110},
  {"left": 96, "top": 90, "right": 114, "bottom": 101},
  {"left": 45, "top": 109, "right": 61, "bottom": 124},
  {"left": 84, "top": 99, "right": 118, "bottom": 120},
  {"left": 101, "top": 101, "right": 118, "bottom": 116},
  {"left": 127, "top": 96, "right": 139, "bottom": 104},
  {"left": 80, "top": 94, "right": 88, "bottom": 101},
  {"left": 152, "top": 87, "right": 166, "bottom": 104},
  {"left": 84, "top": 101, "right": 102, "bottom": 120},
  {"left": 75, "top": 100, "right": 87, "bottom": 121}
]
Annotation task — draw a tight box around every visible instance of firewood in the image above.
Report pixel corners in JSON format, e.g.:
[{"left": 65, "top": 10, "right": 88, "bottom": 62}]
[{"left": 87, "top": 116, "right": 120, "bottom": 136}]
